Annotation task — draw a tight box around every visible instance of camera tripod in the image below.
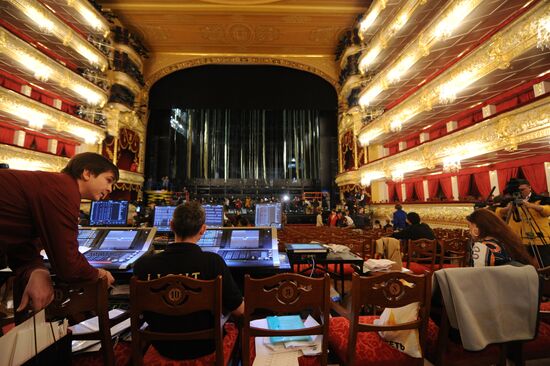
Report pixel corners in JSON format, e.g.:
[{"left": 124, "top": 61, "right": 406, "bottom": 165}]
[{"left": 506, "top": 199, "right": 549, "bottom": 267}]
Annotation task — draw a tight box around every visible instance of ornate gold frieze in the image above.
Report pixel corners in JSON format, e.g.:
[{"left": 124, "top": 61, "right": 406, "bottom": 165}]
[
  {"left": 119, "top": 169, "right": 144, "bottom": 186},
  {"left": 357, "top": 1, "right": 549, "bottom": 145},
  {"left": 144, "top": 56, "right": 337, "bottom": 96},
  {"left": 371, "top": 203, "right": 472, "bottom": 228},
  {"left": 0, "top": 144, "right": 68, "bottom": 172},
  {"left": 0, "top": 27, "right": 108, "bottom": 106},
  {"left": 0, "top": 86, "right": 106, "bottom": 144},
  {"left": 339, "top": 97, "right": 550, "bottom": 186}
]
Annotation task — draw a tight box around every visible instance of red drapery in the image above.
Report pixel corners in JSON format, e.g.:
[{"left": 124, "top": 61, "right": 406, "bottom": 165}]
[
  {"left": 387, "top": 182, "right": 396, "bottom": 202},
  {"left": 522, "top": 163, "right": 548, "bottom": 194},
  {"left": 427, "top": 179, "right": 439, "bottom": 200},
  {"left": 457, "top": 174, "right": 471, "bottom": 199},
  {"left": 396, "top": 183, "right": 404, "bottom": 202},
  {"left": 473, "top": 171, "right": 492, "bottom": 197},
  {"left": 405, "top": 181, "right": 415, "bottom": 201},
  {"left": 440, "top": 177, "right": 453, "bottom": 200},
  {"left": 497, "top": 167, "right": 518, "bottom": 193},
  {"left": 414, "top": 181, "right": 425, "bottom": 201}
]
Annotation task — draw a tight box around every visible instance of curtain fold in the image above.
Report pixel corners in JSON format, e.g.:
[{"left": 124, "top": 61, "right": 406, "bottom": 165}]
[
  {"left": 522, "top": 164, "right": 548, "bottom": 194},
  {"left": 473, "top": 172, "right": 492, "bottom": 198},
  {"left": 387, "top": 182, "right": 396, "bottom": 202},
  {"left": 497, "top": 167, "right": 518, "bottom": 193},
  {"left": 414, "top": 180, "right": 425, "bottom": 201},
  {"left": 427, "top": 179, "right": 439, "bottom": 200},
  {"left": 440, "top": 177, "right": 453, "bottom": 200},
  {"left": 405, "top": 181, "right": 415, "bottom": 201},
  {"left": 457, "top": 174, "right": 471, "bottom": 199},
  {"left": 396, "top": 183, "right": 404, "bottom": 202}
]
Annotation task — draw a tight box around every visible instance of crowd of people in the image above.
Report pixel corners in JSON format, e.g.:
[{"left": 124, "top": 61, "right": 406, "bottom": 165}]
[{"left": 1, "top": 152, "right": 549, "bottom": 361}]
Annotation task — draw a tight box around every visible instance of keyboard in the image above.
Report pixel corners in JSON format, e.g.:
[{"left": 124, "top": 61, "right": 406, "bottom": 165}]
[
  {"left": 218, "top": 250, "right": 274, "bottom": 267},
  {"left": 85, "top": 250, "right": 144, "bottom": 269}
]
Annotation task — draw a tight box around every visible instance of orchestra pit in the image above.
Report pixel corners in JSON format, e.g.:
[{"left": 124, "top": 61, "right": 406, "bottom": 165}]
[{"left": 1, "top": 0, "right": 550, "bottom": 365}]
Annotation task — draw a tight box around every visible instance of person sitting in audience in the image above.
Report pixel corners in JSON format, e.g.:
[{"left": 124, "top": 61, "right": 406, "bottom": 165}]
[
  {"left": 133, "top": 202, "right": 244, "bottom": 360},
  {"left": 382, "top": 220, "right": 393, "bottom": 231},
  {"left": 391, "top": 212, "right": 435, "bottom": 241},
  {"left": 328, "top": 210, "right": 338, "bottom": 227},
  {"left": 373, "top": 219, "right": 382, "bottom": 229},
  {"left": 466, "top": 208, "right": 535, "bottom": 266},
  {"left": 342, "top": 210, "right": 355, "bottom": 228}
]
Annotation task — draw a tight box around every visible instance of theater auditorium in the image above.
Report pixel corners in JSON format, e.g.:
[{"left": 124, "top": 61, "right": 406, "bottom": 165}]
[{"left": 0, "top": 0, "right": 549, "bottom": 365}]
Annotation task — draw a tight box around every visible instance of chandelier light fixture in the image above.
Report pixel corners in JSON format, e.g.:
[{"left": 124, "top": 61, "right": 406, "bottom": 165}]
[{"left": 443, "top": 157, "right": 462, "bottom": 173}]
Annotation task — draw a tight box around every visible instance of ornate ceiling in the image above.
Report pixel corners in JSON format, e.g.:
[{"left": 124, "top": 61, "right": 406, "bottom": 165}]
[{"left": 98, "top": 0, "right": 369, "bottom": 83}]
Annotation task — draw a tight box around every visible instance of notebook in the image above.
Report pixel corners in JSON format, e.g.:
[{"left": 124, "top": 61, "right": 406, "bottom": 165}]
[{"left": 266, "top": 315, "right": 312, "bottom": 344}]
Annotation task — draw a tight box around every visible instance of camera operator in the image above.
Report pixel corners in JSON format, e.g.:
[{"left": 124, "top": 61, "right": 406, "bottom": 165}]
[{"left": 496, "top": 179, "right": 550, "bottom": 266}]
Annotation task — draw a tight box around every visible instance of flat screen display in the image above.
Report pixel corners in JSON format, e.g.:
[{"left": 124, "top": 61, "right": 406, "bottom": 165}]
[
  {"left": 203, "top": 205, "right": 224, "bottom": 227},
  {"left": 89, "top": 200, "right": 129, "bottom": 226},
  {"left": 254, "top": 202, "right": 283, "bottom": 229},
  {"left": 153, "top": 206, "right": 177, "bottom": 233},
  {"left": 229, "top": 230, "right": 261, "bottom": 249},
  {"left": 99, "top": 230, "right": 138, "bottom": 250}
]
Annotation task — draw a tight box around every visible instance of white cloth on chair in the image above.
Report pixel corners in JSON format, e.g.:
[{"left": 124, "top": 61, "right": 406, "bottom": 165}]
[{"left": 433, "top": 265, "right": 539, "bottom": 351}]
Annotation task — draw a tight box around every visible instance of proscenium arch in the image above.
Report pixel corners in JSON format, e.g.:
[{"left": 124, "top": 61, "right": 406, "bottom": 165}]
[{"left": 142, "top": 57, "right": 337, "bottom": 113}]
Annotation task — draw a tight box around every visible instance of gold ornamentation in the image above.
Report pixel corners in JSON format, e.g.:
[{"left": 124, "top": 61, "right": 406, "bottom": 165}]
[{"left": 372, "top": 203, "right": 473, "bottom": 228}]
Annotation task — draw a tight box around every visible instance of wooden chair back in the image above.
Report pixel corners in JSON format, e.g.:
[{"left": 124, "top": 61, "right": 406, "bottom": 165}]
[
  {"left": 242, "top": 273, "right": 331, "bottom": 366},
  {"left": 46, "top": 277, "right": 127, "bottom": 366},
  {"left": 439, "top": 238, "right": 469, "bottom": 268},
  {"left": 347, "top": 272, "right": 431, "bottom": 366},
  {"left": 130, "top": 275, "right": 223, "bottom": 366},
  {"left": 407, "top": 239, "right": 438, "bottom": 272}
]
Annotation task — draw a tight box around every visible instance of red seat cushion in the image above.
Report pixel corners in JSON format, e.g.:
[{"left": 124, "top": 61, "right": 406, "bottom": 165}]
[
  {"left": 248, "top": 336, "right": 322, "bottom": 366},
  {"left": 328, "top": 316, "right": 416, "bottom": 366},
  {"left": 523, "top": 321, "right": 550, "bottom": 359},
  {"left": 141, "top": 322, "right": 238, "bottom": 366},
  {"left": 73, "top": 341, "right": 132, "bottom": 366},
  {"left": 540, "top": 302, "right": 550, "bottom": 313},
  {"left": 402, "top": 262, "right": 431, "bottom": 274}
]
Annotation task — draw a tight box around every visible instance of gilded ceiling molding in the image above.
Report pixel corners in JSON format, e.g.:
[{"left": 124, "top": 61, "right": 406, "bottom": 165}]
[
  {"left": 119, "top": 169, "right": 144, "bottom": 186},
  {"left": 143, "top": 56, "right": 337, "bottom": 98},
  {"left": 0, "top": 144, "right": 68, "bottom": 172},
  {"left": 0, "top": 27, "right": 108, "bottom": 106},
  {"left": 65, "top": 0, "right": 111, "bottom": 36},
  {"left": 337, "top": 97, "right": 550, "bottom": 187},
  {"left": 5, "top": 0, "right": 108, "bottom": 70},
  {"left": 0, "top": 86, "right": 105, "bottom": 144},
  {"left": 371, "top": 204, "right": 472, "bottom": 228},
  {"left": 357, "top": 1, "right": 549, "bottom": 146}
]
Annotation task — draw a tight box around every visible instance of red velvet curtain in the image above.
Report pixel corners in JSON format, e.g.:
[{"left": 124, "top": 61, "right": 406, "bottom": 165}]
[
  {"left": 427, "top": 179, "right": 439, "bottom": 200},
  {"left": 387, "top": 182, "right": 396, "bottom": 202},
  {"left": 396, "top": 183, "right": 404, "bottom": 202},
  {"left": 497, "top": 167, "right": 518, "bottom": 193},
  {"left": 522, "top": 163, "right": 548, "bottom": 194},
  {"left": 457, "top": 174, "right": 471, "bottom": 199},
  {"left": 414, "top": 181, "right": 425, "bottom": 201},
  {"left": 440, "top": 176, "right": 453, "bottom": 200},
  {"left": 0, "top": 126, "right": 14, "bottom": 144},
  {"left": 404, "top": 182, "right": 415, "bottom": 201},
  {"left": 473, "top": 171, "right": 492, "bottom": 197}
]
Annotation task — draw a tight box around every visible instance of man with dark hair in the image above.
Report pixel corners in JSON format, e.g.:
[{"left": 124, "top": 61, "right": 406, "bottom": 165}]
[
  {"left": 0, "top": 152, "right": 117, "bottom": 314},
  {"left": 391, "top": 212, "right": 435, "bottom": 241},
  {"left": 496, "top": 178, "right": 550, "bottom": 266},
  {"left": 133, "top": 201, "right": 244, "bottom": 360}
]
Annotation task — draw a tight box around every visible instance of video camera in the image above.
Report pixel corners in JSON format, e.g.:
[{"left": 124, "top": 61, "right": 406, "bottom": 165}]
[{"left": 502, "top": 178, "right": 527, "bottom": 206}]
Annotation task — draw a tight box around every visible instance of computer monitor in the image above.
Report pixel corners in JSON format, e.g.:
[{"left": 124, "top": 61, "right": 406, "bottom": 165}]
[
  {"left": 254, "top": 202, "right": 283, "bottom": 229},
  {"left": 153, "top": 205, "right": 177, "bottom": 233},
  {"left": 203, "top": 204, "right": 224, "bottom": 228},
  {"left": 89, "top": 200, "right": 129, "bottom": 226}
]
